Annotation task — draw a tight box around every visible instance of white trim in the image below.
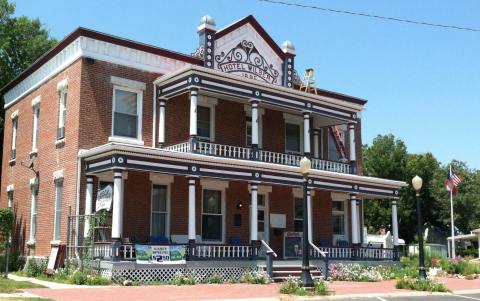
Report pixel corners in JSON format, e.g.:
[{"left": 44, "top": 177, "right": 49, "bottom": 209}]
[
  {"left": 201, "top": 185, "right": 226, "bottom": 243},
  {"left": 283, "top": 113, "right": 304, "bottom": 154},
  {"left": 111, "top": 85, "right": 143, "bottom": 143},
  {"left": 53, "top": 179, "right": 64, "bottom": 241},
  {"left": 149, "top": 173, "right": 174, "bottom": 184},
  {"left": 31, "top": 104, "right": 40, "bottom": 152},
  {"left": 31, "top": 96, "right": 41, "bottom": 107},
  {"left": 150, "top": 182, "right": 171, "bottom": 238},
  {"left": 248, "top": 185, "right": 272, "bottom": 194},
  {"left": 110, "top": 76, "right": 146, "bottom": 91},
  {"left": 53, "top": 169, "right": 64, "bottom": 180},
  {"left": 108, "top": 136, "right": 144, "bottom": 146},
  {"left": 332, "top": 193, "right": 349, "bottom": 244},
  {"left": 4, "top": 36, "right": 190, "bottom": 108},
  {"left": 29, "top": 177, "right": 39, "bottom": 187},
  {"left": 244, "top": 103, "right": 264, "bottom": 148},
  {"left": 6, "top": 184, "right": 14, "bottom": 192},
  {"left": 56, "top": 78, "right": 68, "bottom": 91}
]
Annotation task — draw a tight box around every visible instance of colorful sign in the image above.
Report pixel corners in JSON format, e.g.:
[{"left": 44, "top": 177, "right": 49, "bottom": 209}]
[
  {"left": 96, "top": 185, "right": 113, "bottom": 212},
  {"left": 135, "top": 244, "right": 187, "bottom": 264}
]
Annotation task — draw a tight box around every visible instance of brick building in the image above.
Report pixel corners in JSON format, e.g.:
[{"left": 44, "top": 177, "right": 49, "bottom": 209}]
[{"left": 1, "top": 15, "right": 406, "bottom": 274}]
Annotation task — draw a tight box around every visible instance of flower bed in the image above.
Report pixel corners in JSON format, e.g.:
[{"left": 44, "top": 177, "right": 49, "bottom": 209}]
[{"left": 328, "top": 263, "right": 396, "bottom": 282}]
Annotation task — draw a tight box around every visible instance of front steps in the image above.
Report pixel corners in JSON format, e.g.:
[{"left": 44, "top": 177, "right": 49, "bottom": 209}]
[{"left": 263, "top": 265, "right": 324, "bottom": 282}]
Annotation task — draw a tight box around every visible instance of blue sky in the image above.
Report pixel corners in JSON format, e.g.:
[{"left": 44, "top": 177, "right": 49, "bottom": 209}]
[{"left": 14, "top": 0, "right": 480, "bottom": 169}]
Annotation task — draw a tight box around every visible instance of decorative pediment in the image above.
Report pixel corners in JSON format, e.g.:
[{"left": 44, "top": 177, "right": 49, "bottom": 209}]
[
  {"left": 214, "top": 20, "right": 284, "bottom": 86},
  {"left": 215, "top": 40, "right": 280, "bottom": 84}
]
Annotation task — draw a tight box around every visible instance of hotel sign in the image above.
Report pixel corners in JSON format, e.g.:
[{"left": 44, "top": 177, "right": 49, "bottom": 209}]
[{"left": 215, "top": 40, "right": 280, "bottom": 84}]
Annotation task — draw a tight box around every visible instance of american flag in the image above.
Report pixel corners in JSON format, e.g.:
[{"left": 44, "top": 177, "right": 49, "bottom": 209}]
[{"left": 448, "top": 166, "right": 462, "bottom": 187}]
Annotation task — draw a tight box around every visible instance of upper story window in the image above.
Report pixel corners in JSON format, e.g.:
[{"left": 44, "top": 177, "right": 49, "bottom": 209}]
[
  {"left": 10, "top": 113, "right": 18, "bottom": 160},
  {"left": 197, "top": 106, "right": 211, "bottom": 140},
  {"left": 31, "top": 96, "right": 41, "bottom": 153},
  {"left": 112, "top": 87, "right": 142, "bottom": 140},
  {"left": 286, "top": 123, "right": 301, "bottom": 153},
  {"left": 57, "top": 90, "right": 67, "bottom": 140},
  {"left": 328, "top": 125, "right": 347, "bottom": 161},
  {"left": 53, "top": 179, "right": 64, "bottom": 241},
  {"left": 246, "top": 117, "right": 252, "bottom": 147}
]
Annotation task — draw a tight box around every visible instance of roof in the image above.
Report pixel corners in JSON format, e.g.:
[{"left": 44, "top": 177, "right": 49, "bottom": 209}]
[{"left": 0, "top": 27, "right": 203, "bottom": 95}]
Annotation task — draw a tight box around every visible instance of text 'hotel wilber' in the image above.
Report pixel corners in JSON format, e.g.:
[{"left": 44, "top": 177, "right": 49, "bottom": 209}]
[{"left": 1, "top": 15, "right": 407, "bottom": 282}]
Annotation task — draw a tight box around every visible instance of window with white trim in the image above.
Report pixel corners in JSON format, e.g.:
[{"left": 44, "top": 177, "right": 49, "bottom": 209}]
[
  {"left": 57, "top": 90, "right": 67, "bottom": 140},
  {"left": 294, "top": 197, "right": 303, "bottom": 232},
  {"left": 151, "top": 185, "right": 168, "bottom": 237},
  {"left": 201, "top": 189, "right": 223, "bottom": 241},
  {"left": 53, "top": 180, "right": 63, "bottom": 241},
  {"left": 10, "top": 117, "right": 18, "bottom": 159},
  {"left": 332, "top": 201, "right": 345, "bottom": 235},
  {"left": 286, "top": 123, "right": 301, "bottom": 153},
  {"left": 197, "top": 105, "right": 211, "bottom": 140},
  {"left": 32, "top": 105, "right": 40, "bottom": 152},
  {"left": 30, "top": 185, "right": 38, "bottom": 242},
  {"left": 112, "top": 87, "right": 142, "bottom": 140}
]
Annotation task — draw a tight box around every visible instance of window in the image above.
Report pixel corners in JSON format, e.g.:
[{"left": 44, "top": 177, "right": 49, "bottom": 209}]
[
  {"left": 294, "top": 197, "right": 303, "bottom": 232},
  {"left": 53, "top": 180, "right": 63, "bottom": 241},
  {"left": 286, "top": 123, "right": 301, "bottom": 153},
  {"left": 57, "top": 90, "right": 67, "bottom": 140},
  {"left": 246, "top": 117, "right": 252, "bottom": 147},
  {"left": 7, "top": 191, "right": 13, "bottom": 208},
  {"left": 151, "top": 185, "right": 168, "bottom": 237},
  {"left": 10, "top": 117, "right": 18, "bottom": 159},
  {"left": 32, "top": 105, "right": 40, "bottom": 152},
  {"left": 197, "top": 106, "right": 211, "bottom": 140},
  {"left": 113, "top": 88, "right": 142, "bottom": 139},
  {"left": 202, "top": 189, "right": 222, "bottom": 241},
  {"left": 30, "top": 185, "right": 38, "bottom": 242},
  {"left": 332, "top": 201, "right": 345, "bottom": 235},
  {"left": 328, "top": 126, "right": 347, "bottom": 161}
]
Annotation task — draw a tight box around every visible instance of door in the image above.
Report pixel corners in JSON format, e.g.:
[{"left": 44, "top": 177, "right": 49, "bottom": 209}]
[{"left": 257, "top": 194, "right": 268, "bottom": 242}]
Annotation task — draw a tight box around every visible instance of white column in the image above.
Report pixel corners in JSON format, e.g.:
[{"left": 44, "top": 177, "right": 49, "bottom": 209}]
[
  {"left": 313, "top": 129, "right": 320, "bottom": 159},
  {"left": 350, "top": 194, "right": 359, "bottom": 245},
  {"left": 356, "top": 199, "right": 361, "bottom": 243},
  {"left": 83, "top": 176, "right": 94, "bottom": 238},
  {"left": 188, "top": 178, "right": 196, "bottom": 241},
  {"left": 477, "top": 234, "right": 480, "bottom": 260},
  {"left": 392, "top": 200, "right": 399, "bottom": 247},
  {"left": 158, "top": 98, "right": 166, "bottom": 146},
  {"left": 348, "top": 123, "right": 356, "bottom": 162},
  {"left": 250, "top": 184, "right": 258, "bottom": 241},
  {"left": 111, "top": 171, "right": 124, "bottom": 239},
  {"left": 251, "top": 100, "right": 259, "bottom": 147},
  {"left": 189, "top": 89, "right": 198, "bottom": 137},
  {"left": 307, "top": 189, "right": 313, "bottom": 243},
  {"left": 303, "top": 112, "right": 311, "bottom": 155}
]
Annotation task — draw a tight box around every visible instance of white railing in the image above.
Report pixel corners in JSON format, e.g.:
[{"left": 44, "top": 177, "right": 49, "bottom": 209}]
[
  {"left": 92, "top": 243, "right": 135, "bottom": 260},
  {"left": 312, "top": 158, "right": 351, "bottom": 174},
  {"left": 358, "top": 247, "right": 394, "bottom": 260},
  {"left": 261, "top": 240, "right": 278, "bottom": 258},
  {"left": 309, "top": 241, "right": 328, "bottom": 258},
  {"left": 197, "top": 141, "right": 252, "bottom": 160},
  {"left": 162, "top": 141, "right": 351, "bottom": 174},
  {"left": 162, "top": 142, "right": 191, "bottom": 152},
  {"left": 318, "top": 247, "right": 352, "bottom": 259},
  {"left": 194, "top": 244, "right": 254, "bottom": 259}
]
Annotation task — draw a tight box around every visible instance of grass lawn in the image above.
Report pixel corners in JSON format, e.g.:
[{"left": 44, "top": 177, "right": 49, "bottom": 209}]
[{"left": 0, "top": 277, "right": 45, "bottom": 293}]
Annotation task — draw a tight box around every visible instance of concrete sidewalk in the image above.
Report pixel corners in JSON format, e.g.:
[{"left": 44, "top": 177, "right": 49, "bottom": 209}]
[{"left": 15, "top": 277, "right": 480, "bottom": 301}]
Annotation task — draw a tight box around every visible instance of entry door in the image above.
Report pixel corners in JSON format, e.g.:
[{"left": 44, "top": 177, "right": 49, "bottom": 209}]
[{"left": 257, "top": 195, "right": 268, "bottom": 243}]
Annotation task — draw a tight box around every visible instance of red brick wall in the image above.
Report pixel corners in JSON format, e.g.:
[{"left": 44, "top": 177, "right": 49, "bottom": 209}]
[
  {"left": 1, "top": 59, "right": 83, "bottom": 255},
  {"left": 225, "top": 181, "right": 250, "bottom": 243},
  {"left": 122, "top": 171, "right": 151, "bottom": 242},
  {"left": 215, "top": 100, "right": 246, "bottom": 147},
  {"left": 262, "top": 109, "right": 285, "bottom": 153},
  {"left": 312, "top": 190, "right": 333, "bottom": 246},
  {"left": 165, "top": 95, "right": 189, "bottom": 146}
]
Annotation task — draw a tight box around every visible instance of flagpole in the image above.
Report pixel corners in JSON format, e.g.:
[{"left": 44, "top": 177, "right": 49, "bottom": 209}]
[{"left": 450, "top": 165, "right": 456, "bottom": 258}]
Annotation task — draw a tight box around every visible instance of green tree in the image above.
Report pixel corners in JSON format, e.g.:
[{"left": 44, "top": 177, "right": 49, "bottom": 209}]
[{"left": 0, "top": 0, "right": 57, "bottom": 179}]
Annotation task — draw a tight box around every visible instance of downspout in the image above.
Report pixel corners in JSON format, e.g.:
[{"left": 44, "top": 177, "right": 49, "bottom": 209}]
[
  {"left": 74, "top": 149, "right": 86, "bottom": 261},
  {"left": 152, "top": 82, "right": 157, "bottom": 147}
]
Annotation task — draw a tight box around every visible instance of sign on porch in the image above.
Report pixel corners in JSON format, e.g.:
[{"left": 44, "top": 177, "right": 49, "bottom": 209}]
[
  {"left": 96, "top": 185, "right": 113, "bottom": 212},
  {"left": 135, "top": 244, "right": 187, "bottom": 264}
]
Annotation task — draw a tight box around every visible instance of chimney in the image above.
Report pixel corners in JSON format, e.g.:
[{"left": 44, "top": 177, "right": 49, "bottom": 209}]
[{"left": 197, "top": 15, "right": 216, "bottom": 68}]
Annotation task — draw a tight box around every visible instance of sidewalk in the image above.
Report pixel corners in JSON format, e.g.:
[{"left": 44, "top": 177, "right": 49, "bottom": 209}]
[{"left": 16, "top": 277, "right": 480, "bottom": 301}]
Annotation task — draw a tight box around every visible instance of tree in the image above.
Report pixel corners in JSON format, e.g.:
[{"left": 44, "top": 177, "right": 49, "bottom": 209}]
[{"left": 0, "top": 0, "right": 57, "bottom": 180}]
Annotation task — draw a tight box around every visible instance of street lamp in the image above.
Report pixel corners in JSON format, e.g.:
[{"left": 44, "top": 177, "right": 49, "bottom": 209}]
[
  {"left": 300, "top": 156, "right": 313, "bottom": 288},
  {"left": 412, "top": 175, "right": 427, "bottom": 280}
]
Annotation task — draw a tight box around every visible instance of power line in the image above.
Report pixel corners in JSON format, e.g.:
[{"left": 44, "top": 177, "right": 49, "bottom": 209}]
[{"left": 258, "top": 0, "right": 480, "bottom": 32}]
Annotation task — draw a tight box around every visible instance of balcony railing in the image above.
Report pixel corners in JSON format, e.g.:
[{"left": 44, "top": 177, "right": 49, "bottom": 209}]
[
  {"left": 310, "top": 246, "right": 397, "bottom": 261},
  {"left": 162, "top": 141, "right": 351, "bottom": 174}
]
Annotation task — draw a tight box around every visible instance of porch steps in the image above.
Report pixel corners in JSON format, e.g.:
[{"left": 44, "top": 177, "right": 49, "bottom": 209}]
[{"left": 266, "top": 265, "right": 324, "bottom": 283}]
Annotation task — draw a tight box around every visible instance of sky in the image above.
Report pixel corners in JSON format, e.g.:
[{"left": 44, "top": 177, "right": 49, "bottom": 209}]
[{"left": 13, "top": 0, "right": 480, "bottom": 170}]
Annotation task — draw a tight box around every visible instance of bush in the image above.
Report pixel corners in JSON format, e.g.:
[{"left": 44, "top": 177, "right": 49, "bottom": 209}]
[
  {"left": 239, "top": 271, "right": 270, "bottom": 284},
  {"left": 68, "top": 270, "right": 109, "bottom": 285},
  {"left": 0, "top": 252, "right": 25, "bottom": 272},
  {"left": 171, "top": 272, "right": 196, "bottom": 285},
  {"left": 279, "top": 278, "right": 329, "bottom": 296},
  {"left": 328, "top": 263, "right": 384, "bottom": 282},
  {"left": 25, "top": 257, "right": 47, "bottom": 277},
  {"left": 202, "top": 274, "right": 223, "bottom": 284},
  {"left": 396, "top": 277, "right": 449, "bottom": 292}
]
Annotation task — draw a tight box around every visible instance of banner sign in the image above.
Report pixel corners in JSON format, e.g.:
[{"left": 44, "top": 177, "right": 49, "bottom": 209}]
[
  {"left": 96, "top": 185, "right": 113, "bottom": 212},
  {"left": 135, "top": 244, "right": 187, "bottom": 264}
]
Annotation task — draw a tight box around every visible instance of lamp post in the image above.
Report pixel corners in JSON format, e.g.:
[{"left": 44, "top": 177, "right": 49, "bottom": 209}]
[
  {"left": 412, "top": 175, "right": 427, "bottom": 280},
  {"left": 300, "top": 156, "right": 314, "bottom": 288}
]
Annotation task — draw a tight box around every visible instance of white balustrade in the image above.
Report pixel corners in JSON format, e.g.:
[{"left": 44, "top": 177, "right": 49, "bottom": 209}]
[
  {"left": 197, "top": 142, "right": 251, "bottom": 160},
  {"left": 162, "top": 142, "right": 191, "bottom": 152},
  {"left": 194, "top": 244, "right": 254, "bottom": 259}
]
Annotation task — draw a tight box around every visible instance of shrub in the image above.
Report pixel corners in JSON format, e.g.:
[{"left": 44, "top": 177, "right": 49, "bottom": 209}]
[
  {"left": 280, "top": 278, "right": 329, "bottom": 296},
  {"left": 0, "top": 252, "right": 25, "bottom": 272},
  {"left": 328, "top": 263, "right": 383, "bottom": 282},
  {"left": 202, "top": 274, "right": 223, "bottom": 284},
  {"left": 25, "top": 257, "right": 47, "bottom": 277},
  {"left": 239, "top": 271, "right": 270, "bottom": 284},
  {"left": 396, "top": 277, "right": 449, "bottom": 292},
  {"left": 171, "top": 272, "right": 196, "bottom": 285}
]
